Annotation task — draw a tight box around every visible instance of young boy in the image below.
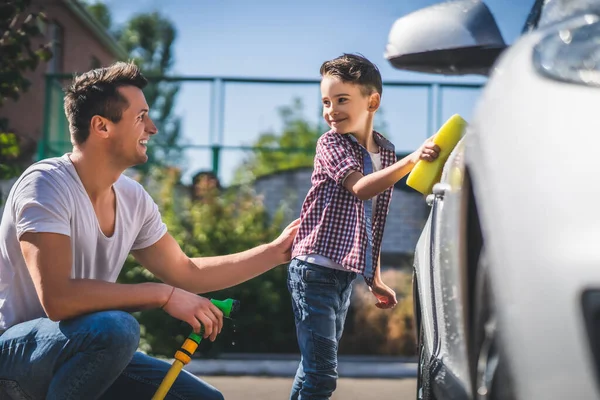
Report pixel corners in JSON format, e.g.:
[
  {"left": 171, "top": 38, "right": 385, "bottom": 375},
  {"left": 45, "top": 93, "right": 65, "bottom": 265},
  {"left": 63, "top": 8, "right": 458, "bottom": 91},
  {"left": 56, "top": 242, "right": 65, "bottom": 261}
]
[{"left": 288, "top": 53, "right": 440, "bottom": 399}]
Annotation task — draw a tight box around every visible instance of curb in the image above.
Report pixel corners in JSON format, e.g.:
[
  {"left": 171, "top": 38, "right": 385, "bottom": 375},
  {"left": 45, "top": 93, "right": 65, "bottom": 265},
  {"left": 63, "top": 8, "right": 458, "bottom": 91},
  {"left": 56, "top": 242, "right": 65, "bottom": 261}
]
[{"left": 184, "top": 354, "right": 417, "bottom": 379}]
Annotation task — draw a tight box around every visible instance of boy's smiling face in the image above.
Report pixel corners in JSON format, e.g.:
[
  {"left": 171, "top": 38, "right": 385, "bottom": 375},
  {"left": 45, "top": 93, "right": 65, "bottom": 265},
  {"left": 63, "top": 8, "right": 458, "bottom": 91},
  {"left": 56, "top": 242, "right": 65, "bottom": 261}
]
[{"left": 320, "top": 75, "right": 380, "bottom": 136}]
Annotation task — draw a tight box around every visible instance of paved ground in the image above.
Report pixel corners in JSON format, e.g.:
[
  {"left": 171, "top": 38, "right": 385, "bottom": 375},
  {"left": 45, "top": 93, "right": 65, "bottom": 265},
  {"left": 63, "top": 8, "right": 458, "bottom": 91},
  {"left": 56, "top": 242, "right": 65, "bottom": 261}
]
[{"left": 201, "top": 376, "right": 417, "bottom": 399}]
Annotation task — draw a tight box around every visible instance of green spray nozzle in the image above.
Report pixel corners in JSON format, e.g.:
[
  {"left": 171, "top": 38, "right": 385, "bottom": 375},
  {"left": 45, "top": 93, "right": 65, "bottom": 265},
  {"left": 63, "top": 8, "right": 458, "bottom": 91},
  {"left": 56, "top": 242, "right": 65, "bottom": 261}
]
[
  {"left": 188, "top": 298, "right": 240, "bottom": 343},
  {"left": 211, "top": 298, "right": 240, "bottom": 318},
  {"left": 154, "top": 298, "right": 240, "bottom": 400}
]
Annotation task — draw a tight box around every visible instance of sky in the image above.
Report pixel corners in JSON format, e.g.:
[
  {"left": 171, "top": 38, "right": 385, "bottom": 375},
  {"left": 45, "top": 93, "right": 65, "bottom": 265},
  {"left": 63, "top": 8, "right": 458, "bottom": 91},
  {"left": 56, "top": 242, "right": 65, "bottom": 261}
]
[{"left": 102, "top": 0, "right": 536, "bottom": 184}]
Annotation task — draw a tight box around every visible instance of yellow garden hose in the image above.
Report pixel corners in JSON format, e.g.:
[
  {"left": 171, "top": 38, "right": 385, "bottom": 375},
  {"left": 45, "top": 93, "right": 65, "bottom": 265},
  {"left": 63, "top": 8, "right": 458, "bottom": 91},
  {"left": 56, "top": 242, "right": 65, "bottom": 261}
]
[
  {"left": 152, "top": 298, "right": 240, "bottom": 400},
  {"left": 151, "top": 332, "right": 202, "bottom": 400}
]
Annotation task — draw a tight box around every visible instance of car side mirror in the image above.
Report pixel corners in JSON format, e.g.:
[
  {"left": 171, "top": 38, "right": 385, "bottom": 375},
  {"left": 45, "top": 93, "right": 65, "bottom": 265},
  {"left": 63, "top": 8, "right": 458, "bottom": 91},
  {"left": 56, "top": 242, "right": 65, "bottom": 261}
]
[{"left": 384, "top": 0, "right": 507, "bottom": 76}]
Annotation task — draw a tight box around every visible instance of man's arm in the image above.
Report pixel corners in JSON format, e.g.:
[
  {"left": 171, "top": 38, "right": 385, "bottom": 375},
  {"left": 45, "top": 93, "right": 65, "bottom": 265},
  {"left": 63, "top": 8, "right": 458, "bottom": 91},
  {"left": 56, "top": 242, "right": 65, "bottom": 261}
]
[
  {"left": 344, "top": 140, "right": 440, "bottom": 201},
  {"left": 20, "top": 232, "right": 172, "bottom": 321},
  {"left": 131, "top": 218, "right": 300, "bottom": 295},
  {"left": 20, "top": 231, "right": 233, "bottom": 340}
]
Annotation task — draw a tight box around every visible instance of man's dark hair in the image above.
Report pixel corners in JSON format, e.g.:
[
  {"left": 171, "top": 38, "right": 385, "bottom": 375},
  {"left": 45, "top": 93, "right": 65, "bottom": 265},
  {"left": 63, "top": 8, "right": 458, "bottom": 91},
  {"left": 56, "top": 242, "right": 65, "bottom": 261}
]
[
  {"left": 64, "top": 61, "right": 148, "bottom": 145},
  {"left": 320, "top": 53, "right": 383, "bottom": 96}
]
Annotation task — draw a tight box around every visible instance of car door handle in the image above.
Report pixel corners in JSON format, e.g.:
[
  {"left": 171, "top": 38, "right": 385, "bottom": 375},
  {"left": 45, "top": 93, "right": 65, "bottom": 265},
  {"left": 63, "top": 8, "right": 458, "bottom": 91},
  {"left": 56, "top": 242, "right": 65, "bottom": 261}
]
[{"left": 433, "top": 183, "right": 451, "bottom": 198}]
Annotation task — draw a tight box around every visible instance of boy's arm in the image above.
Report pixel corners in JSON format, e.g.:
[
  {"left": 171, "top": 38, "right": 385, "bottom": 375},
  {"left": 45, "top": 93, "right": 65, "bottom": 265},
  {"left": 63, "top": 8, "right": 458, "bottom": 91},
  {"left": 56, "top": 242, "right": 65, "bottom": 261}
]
[
  {"left": 373, "top": 255, "right": 384, "bottom": 285},
  {"left": 343, "top": 154, "right": 415, "bottom": 201},
  {"left": 370, "top": 256, "right": 398, "bottom": 309},
  {"left": 344, "top": 140, "right": 440, "bottom": 200}
]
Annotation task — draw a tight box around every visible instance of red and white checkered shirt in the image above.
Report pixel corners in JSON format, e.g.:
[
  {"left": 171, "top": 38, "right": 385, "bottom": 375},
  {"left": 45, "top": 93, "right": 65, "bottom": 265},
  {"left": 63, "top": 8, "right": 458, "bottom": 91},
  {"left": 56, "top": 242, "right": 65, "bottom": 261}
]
[{"left": 292, "top": 130, "right": 397, "bottom": 283}]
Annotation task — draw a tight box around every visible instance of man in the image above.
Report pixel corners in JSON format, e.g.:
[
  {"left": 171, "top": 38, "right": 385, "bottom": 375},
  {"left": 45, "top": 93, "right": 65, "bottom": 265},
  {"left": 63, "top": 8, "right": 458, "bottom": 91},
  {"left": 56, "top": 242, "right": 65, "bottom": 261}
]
[{"left": 0, "top": 61, "right": 299, "bottom": 400}]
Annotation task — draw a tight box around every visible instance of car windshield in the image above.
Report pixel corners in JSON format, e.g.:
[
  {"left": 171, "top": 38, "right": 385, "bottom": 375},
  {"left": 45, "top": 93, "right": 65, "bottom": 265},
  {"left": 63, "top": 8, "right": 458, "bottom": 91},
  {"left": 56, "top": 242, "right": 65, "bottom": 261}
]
[{"left": 539, "top": 0, "right": 600, "bottom": 27}]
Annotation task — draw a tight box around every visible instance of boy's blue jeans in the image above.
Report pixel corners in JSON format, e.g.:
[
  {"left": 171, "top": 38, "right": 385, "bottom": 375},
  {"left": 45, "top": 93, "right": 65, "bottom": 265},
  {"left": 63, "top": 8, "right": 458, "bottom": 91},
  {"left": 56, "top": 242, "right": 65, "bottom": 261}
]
[
  {"left": 287, "top": 258, "right": 357, "bottom": 400},
  {"left": 0, "top": 310, "right": 223, "bottom": 400}
]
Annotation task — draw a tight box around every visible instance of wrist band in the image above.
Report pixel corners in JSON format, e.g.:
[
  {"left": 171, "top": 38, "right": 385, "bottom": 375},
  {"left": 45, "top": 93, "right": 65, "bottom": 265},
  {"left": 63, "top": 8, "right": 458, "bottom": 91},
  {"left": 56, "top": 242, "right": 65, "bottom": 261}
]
[{"left": 162, "top": 286, "right": 176, "bottom": 309}]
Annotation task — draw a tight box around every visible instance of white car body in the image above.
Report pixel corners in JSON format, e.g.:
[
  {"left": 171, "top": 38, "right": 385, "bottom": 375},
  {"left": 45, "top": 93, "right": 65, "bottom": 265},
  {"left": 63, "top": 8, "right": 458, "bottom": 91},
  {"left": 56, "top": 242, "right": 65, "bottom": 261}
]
[{"left": 387, "top": 0, "right": 600, "bottom": 399}]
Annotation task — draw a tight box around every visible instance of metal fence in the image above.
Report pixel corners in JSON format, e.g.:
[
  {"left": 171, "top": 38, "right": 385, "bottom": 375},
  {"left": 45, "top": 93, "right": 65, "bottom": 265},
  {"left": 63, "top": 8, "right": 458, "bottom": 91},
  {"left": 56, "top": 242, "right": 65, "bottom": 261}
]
[{"left": 38, "top": 74, "right": 484, "bottom": 183}]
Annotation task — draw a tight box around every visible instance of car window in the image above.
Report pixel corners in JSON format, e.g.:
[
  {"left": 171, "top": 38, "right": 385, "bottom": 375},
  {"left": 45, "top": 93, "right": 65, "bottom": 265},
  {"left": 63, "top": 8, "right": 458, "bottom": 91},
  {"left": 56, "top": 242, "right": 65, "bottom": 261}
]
[{"left": 538, "top": 0, "right": 600, "bottom": 28}]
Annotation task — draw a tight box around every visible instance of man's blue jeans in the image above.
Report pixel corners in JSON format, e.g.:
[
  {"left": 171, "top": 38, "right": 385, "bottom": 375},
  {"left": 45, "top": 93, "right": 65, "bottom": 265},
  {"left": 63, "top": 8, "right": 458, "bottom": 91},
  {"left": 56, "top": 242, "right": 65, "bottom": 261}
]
[
  {"left": 287, "top": 259, "right": 357, "bottom": 400},
  {"left": 0, "top": 311, "right": 223, "bottom": 400}
]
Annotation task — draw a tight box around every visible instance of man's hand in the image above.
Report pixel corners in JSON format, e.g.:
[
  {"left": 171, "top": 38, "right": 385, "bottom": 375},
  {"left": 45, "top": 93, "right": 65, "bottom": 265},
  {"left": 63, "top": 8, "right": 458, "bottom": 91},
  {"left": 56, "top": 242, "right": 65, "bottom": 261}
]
[
  {"left": 411, "top": 139, "right": 441, "bottom": 164},
  {"left": 162, "top": 288, "right": 224, "bottom": 341},
  {"left": 133, "top": 219, "right": 301, "bottom": 295},
  {"left": 370, "top": 281, "right": 398, "bottom": 309},
  {"left": 270, "top": 218, "right": 301, "bottom": 265}
]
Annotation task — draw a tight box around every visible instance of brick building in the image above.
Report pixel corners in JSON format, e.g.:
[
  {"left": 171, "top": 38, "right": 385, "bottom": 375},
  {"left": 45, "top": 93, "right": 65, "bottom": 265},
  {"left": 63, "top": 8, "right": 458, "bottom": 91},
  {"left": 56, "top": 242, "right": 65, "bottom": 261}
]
[{"left": 0, "top": 0, "right": 127, "bottom": 162}]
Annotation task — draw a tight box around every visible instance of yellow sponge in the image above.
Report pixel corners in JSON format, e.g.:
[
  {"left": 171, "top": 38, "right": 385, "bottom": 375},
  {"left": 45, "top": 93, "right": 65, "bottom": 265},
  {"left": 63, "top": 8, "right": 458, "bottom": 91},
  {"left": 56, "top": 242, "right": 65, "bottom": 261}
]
[{"left": 406, "top": 114, "right": 467, "bottom": 195}]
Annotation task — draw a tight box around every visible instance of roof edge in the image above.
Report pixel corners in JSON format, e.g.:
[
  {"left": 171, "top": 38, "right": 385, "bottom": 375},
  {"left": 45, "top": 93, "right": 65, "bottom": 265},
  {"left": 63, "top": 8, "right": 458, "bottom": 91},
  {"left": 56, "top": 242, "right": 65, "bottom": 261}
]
[{"left": 62, "top": 0, "right": 129, "bottom": 61}]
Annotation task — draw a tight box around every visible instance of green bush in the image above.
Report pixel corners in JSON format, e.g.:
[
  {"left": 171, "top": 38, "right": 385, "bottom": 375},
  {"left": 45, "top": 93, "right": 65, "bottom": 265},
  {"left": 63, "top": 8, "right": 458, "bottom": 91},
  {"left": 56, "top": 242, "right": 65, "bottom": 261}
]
[
  {"left": 118, "top": 167, "right": 296, "bottom": 357},
  {"left": 0, "top": 132, "right": 23, "bottom": 180},
  {"left": 340, "top": 269, "right": 417, "bottom": 357},
  {"left": 120, "top": 168, "right": 417, "bottom": 358}
]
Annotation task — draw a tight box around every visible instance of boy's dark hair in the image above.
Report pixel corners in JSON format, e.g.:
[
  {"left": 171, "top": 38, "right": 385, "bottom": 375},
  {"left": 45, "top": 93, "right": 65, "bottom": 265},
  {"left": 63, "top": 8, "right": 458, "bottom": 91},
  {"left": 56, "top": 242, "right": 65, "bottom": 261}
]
[
  {"left": 64, "top": 61, "right": 148, "bottom": 145},
  {"left": 320, "top": 53, "right": 382, "bottom": 96}
]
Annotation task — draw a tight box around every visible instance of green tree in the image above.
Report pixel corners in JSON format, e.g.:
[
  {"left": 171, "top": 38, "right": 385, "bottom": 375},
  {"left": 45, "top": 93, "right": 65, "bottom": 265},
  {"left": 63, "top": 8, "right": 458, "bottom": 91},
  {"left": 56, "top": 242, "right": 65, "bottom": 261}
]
[
  {"left": 233, "top": 97, "right": 390, "bottom": 183},
  {"left": 0, "top": 133, "right": 21, "bottom": 181},
  {"left": 0, "top": 0, "right": 52, "bottom": 178},
  {"left": 117, "top": 12, "right": 182, "bottom": 171},
  {"left": 85, "top": 1, "right": 111, "bottom": 30},
  {"left": 233, "top": 98, "right": 320, "bottom": 183},
  {"left": 0, "top": 132, "right": 22, "bottom": 207},
  {"left": 0, "top": 0, "right": 52, "bottom": 107},
  {"left": 85, "top": 2, "right": 183, "bottom": 171}
]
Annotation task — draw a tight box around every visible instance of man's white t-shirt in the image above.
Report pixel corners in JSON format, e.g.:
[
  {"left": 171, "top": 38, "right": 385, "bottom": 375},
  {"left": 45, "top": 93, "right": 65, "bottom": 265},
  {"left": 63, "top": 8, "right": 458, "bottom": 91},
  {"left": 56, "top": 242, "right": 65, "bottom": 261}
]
[{"left": 0, "top": 154, "right": 167, "bottom": 332}]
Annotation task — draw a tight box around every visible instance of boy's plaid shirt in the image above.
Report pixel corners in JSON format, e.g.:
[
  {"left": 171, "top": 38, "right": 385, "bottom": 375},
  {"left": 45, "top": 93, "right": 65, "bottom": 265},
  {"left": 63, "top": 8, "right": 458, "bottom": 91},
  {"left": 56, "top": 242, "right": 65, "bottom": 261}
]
[{"left": 291, "top": 130, "right": 397, "bottom": 283}]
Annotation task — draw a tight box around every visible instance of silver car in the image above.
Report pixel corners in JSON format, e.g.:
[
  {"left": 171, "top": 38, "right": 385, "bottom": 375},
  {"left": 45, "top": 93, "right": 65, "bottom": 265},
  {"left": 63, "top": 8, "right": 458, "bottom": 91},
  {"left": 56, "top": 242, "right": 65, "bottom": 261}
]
[{"left": 385, "top": 0, "right": 600, "bottom": 399}]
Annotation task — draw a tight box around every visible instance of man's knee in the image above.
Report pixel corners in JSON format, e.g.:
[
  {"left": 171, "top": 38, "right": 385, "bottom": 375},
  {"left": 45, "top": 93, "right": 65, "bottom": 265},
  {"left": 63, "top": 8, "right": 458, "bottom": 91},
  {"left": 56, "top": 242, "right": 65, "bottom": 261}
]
[
  {"left": 68, "top": 311, "right": 140, "bottom": 355},
  {"left": 95, "top": 311, "right": 139, "bottom": 350}
]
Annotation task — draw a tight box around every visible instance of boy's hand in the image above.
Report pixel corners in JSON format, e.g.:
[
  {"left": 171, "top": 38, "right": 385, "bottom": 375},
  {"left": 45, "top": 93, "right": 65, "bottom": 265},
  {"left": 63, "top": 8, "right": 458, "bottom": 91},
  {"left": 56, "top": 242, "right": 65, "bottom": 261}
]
[
  {"left": 370, "top": 281, "right": 398, "bottom": 309},
  {"left": 411, "top": 139, "right": 440, "bottom": 164}
]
